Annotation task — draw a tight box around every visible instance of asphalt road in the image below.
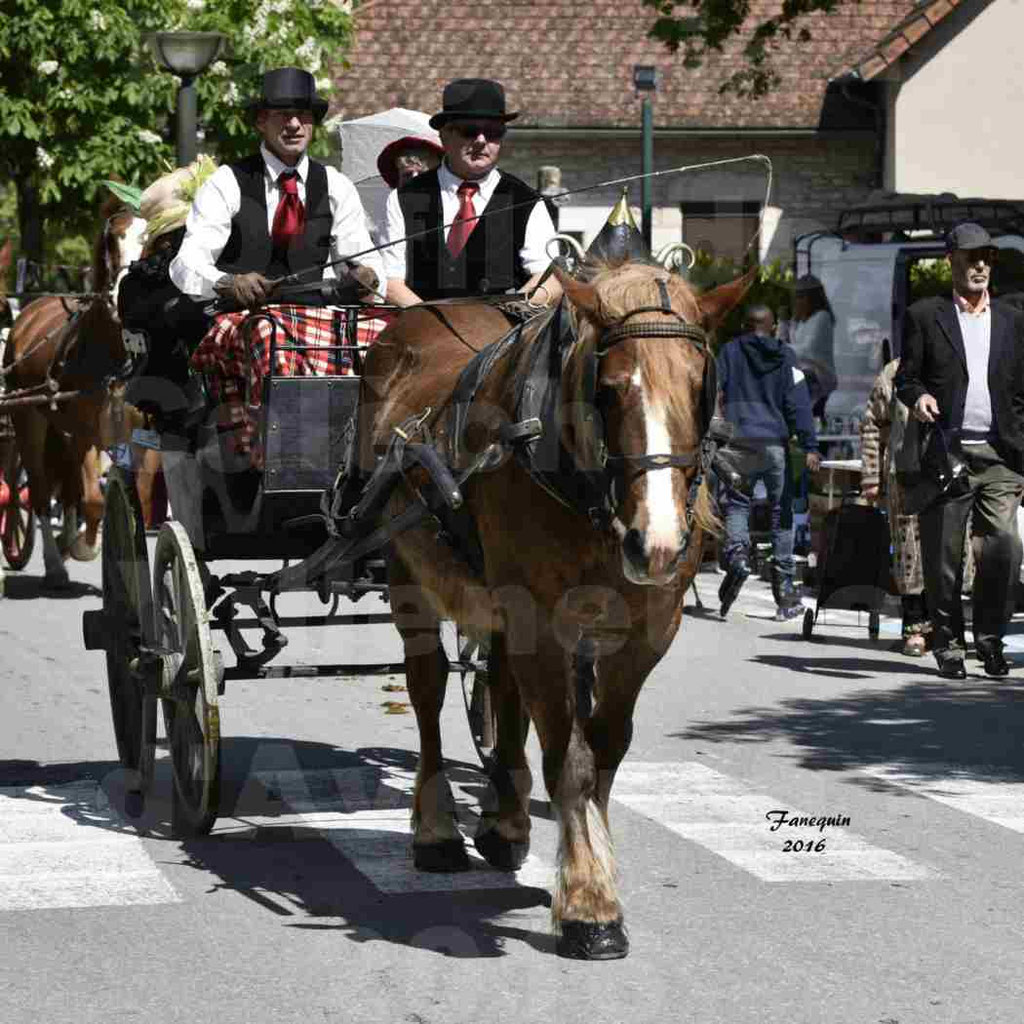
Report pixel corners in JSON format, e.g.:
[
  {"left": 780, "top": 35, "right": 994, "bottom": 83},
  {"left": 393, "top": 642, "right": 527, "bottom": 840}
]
[{"left": 2, "top": 539, "right": 1024, "bottom": 1024}]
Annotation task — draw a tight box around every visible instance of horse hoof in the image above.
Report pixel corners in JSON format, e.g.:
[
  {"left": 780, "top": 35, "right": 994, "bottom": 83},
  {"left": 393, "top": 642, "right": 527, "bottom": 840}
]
[
  {"left": 70, "top": 536, "right": 100, "bottom": 562},
  {"left": 474, "top": 828, "right": 530, "bottom": 871},
  {"left": 556, "top": 919, "right": 630, "bottom": 961},
  {"left": 413, "top": 838, "right": 470, "bottom": 873}
]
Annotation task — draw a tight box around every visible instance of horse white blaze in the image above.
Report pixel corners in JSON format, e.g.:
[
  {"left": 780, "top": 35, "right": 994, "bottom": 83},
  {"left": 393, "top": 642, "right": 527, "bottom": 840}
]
[
  {"left": 112, "top": 217, "right": 147, "bottom": 307},
  {"left": 640, "top": 381, "right": 680, "bottom": 566}
]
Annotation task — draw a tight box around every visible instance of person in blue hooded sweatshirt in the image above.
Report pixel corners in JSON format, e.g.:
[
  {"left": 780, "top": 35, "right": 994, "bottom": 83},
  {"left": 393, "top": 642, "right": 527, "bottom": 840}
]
[{"left": 716, "top": 305, "right": 821, "bottom": 620}]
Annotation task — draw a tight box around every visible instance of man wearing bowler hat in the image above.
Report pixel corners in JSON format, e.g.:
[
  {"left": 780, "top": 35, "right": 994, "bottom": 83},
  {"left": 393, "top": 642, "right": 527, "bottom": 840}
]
[
  {"left": 381, "top": 78, "right": 560, "bottom": 307},
  {"left": 895, "top": 223, "right": 1024, "bottom": 679},
  {"left": 170, "top": 67, "right": 384, "bottom": 308}
]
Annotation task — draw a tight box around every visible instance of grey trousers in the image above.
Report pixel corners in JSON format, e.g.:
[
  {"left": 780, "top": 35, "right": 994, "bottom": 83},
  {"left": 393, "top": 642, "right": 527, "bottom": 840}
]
[{"left": 918, "top": 443, "right": 1024, "bottom": 651}]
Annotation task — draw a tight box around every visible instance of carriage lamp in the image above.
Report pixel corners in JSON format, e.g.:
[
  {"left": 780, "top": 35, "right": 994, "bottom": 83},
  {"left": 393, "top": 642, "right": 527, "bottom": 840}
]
[
  {"left": 632, "top": 66, "right": 657, "bottom": 250},
  {"left": 146, "top": 31, "right": 226, "bottom": 167}
]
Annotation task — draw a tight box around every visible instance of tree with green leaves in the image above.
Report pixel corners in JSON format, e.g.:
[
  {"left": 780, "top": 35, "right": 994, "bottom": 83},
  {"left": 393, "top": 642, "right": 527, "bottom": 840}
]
[
  {"left": 0, "top": 0, "right": 355, "bottom": 267},
  {"left": 642, "top": 0, "right": 847, "bottom": 97}
]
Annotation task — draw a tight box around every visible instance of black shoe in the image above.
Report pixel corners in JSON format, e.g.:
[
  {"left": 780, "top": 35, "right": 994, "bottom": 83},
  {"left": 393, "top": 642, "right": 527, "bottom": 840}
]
[
  {"left": 934, "top": 650, "right": 967, "bottom": 680},
  {"left": 975, "top": 642, "right": 1010, "bottom": 678},
  {"left": 718, "top": 561, "right": 750, "bottom": 618}
]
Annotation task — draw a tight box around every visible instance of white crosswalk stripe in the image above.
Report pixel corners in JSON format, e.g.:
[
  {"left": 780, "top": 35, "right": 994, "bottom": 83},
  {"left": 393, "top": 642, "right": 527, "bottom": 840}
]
[
  {"left": 216, "top": 767, "right": 551, "bottom": 894},
  {"left": 614, "top": 762, "right": 934, "bottom": 881},
  {"left": 0, "top": 783, "right": 179, "bottom": 911},
  {"left": 861, "top": 764, "right": 1024, "bottom": 832},
  {"left": 11, "top": 754, "right": 1024, "bottom": 912}
]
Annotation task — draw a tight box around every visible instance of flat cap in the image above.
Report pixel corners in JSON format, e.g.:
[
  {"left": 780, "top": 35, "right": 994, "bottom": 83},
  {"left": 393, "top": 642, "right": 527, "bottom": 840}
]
[{"left": 946, "top": 222, "right": 993, "bottom": 252}]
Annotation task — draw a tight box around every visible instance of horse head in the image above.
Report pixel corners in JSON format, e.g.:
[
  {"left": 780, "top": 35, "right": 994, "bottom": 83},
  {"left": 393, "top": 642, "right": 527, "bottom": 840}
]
[
  {"left": 555, "top": 261, "right": 753, "bottom": 586},
  {"left": 90, "top": 196, "right": 145, "bottom": 303}
]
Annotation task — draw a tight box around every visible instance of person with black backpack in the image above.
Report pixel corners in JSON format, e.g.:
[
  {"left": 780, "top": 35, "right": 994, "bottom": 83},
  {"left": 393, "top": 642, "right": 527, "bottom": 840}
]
[{"left": 716, "top": 305, "right": 821, "bottom": 620}]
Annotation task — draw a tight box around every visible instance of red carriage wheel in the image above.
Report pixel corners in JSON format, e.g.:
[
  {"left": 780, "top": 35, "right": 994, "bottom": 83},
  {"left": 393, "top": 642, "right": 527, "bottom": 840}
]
[{"left": 1, "top": 452, "right": 37, "bottom": 571}]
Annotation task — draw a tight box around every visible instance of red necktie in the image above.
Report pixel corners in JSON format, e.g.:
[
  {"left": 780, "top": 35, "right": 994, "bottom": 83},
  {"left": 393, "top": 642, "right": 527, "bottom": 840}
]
[
  {"left": 272, "top": 170, "right": 305, "bottom": 249},
  {"left": 447, "top": 182, "right": 480, "bottom": 258}
]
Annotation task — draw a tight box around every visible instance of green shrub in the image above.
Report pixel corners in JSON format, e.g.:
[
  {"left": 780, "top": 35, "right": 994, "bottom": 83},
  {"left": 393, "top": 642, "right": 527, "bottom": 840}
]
[{"left": 686, "top": 252, "right": 795, "bottom": 348}]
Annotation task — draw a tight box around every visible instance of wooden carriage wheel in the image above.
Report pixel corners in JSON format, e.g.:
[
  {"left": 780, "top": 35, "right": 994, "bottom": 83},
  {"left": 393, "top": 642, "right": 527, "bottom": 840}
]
[
  {"left": 102, "top": 467, "right": 156, "bottom": 811},
  {"left": 452, "top": 627, "right": 498, "bottom": 772},
  {"left": 152, "top": 522, "right": 221, "bottom": 836},
  {"left": 0, "top": 449, "right": 36, "bottom": 571}
]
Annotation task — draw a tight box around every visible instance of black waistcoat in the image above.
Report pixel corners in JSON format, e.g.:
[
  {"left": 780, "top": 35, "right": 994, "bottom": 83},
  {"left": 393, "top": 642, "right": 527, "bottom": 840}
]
[
  {"left": 216, "top": 154, "right": 332, "bottom": 283},
  {"left": 397, "top": 169, "right": 551, "bottom": 300}
]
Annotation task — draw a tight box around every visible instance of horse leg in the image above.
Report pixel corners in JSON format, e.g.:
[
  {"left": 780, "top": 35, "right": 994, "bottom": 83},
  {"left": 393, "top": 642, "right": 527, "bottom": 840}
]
[
  {"left": 70, "top": 446, "right": 103, "bottom": 561},
  {"left": 390, "top": 557, "right": 469, "bottom": 872},
  {"left": 133, "top": 444, "right": 158, "bottom": 529},
  {"left": 473, "top": 631, "right": 533, "bottom": 870},
  {"left": 13, "top": 411, "right": 67, "bottom": 586},
  {"left": 511, "top": 630, "right": 628, "bottom": 960},
  {"left": 58, "top": 504, "right": 78, "bottom": 558}
]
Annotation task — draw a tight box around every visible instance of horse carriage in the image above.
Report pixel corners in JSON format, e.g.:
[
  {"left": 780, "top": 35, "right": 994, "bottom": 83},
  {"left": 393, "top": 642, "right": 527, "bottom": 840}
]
[{"left": 78, "top": 298, "right": 501, "bottom": 837}]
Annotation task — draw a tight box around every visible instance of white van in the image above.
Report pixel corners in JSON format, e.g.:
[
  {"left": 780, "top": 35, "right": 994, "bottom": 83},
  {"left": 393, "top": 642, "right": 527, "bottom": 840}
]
[{"left": 794, "top": 193, "right": 1024, "bottom": 420}]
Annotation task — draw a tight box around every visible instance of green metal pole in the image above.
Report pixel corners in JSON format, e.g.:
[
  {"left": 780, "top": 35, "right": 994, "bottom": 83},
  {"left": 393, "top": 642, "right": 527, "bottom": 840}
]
[
  {"left": 641, "top": 96, "right": 653, "bottom": 250},
  {"left": 176, "top": 75, "right": 197, "bottom": 168}
]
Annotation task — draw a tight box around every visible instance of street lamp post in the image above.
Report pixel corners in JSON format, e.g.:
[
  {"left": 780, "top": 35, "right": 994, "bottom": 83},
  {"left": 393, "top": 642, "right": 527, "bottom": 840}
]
[
  {"left": 633, "top": 65, "right": 657, "bottom": 251},
  {"left": 147, "top": 31, "right": 226, "bottom": 167}
]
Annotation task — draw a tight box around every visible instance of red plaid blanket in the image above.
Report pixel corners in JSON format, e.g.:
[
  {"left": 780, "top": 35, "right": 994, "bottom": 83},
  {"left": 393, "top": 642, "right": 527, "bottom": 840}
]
[{"left": 190, "top": 304, "right": 387, "bottom": 463}]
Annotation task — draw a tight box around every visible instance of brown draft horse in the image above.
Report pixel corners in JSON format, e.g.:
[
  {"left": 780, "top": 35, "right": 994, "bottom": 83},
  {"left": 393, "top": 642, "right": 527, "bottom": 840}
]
[
  {"left": 2, "top": 198, "right": 145, "bottom": 585},
  {"left": 359, "top": 261, "right": 750, "bottom": 959}
]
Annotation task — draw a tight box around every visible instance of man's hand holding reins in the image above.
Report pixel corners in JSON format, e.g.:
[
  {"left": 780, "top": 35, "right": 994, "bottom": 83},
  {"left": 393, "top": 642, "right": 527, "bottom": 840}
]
[
  {"left": 215, "top": 272, "right": 277, "bottom": 310},
  {"left": 343, "top": 262, "right": 380, "bottom": 300},
  {"left": 914, "top": 393, "right": 940, "bottom": 423}
]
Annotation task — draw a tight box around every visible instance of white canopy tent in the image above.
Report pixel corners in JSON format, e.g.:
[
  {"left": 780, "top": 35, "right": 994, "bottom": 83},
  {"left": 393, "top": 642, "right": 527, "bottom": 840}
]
[{"left": 326, "top": 107, "right": 441, "bottom": 242}]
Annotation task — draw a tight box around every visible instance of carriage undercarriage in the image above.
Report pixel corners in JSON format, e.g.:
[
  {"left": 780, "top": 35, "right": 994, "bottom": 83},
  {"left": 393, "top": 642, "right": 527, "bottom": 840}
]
[{"left": 80, "top": 305, "right": 498, "bottom": 834}]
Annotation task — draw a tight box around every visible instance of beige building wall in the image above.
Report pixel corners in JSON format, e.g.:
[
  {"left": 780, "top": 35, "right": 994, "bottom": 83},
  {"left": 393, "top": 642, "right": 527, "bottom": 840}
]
[{"left": 887, "top": 0, "right": 1024, "bottom": 197}]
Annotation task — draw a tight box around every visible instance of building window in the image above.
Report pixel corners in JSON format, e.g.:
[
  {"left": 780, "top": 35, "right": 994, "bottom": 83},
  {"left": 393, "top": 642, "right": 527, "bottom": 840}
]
[{"left": 681, "top": 201, "right": 761, "bottom": 264}]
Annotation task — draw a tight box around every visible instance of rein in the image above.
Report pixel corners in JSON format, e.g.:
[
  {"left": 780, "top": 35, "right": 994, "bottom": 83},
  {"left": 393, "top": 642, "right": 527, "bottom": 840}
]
[{"left": 590, "top": 280, "right": 716, "bottom": 500}]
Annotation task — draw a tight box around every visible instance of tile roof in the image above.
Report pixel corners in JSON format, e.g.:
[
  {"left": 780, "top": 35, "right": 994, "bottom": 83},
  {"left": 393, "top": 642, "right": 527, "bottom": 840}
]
[
  {"left": 841, "top": 0, "right": 965, "bottom": 80},
  {"left": 333, "top": 0, "right": 922, "bottom": 130}
]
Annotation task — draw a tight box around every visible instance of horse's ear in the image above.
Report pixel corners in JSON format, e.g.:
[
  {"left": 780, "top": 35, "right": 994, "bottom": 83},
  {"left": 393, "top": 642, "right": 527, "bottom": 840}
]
[
  {"left": 553, "top": 266, "right": 600, "bottom": 318},
  {"left": 697, "top": 267, "right": 758, "bottom": 332}
]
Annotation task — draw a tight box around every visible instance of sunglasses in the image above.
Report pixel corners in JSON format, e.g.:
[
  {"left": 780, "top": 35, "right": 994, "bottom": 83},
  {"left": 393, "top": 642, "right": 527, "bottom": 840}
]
[
  {"left": 955, "top": 247, "right": 998, "bottom": 264},
  {"left": 452, "top": 122, "right": 507, "bottom": 141}
]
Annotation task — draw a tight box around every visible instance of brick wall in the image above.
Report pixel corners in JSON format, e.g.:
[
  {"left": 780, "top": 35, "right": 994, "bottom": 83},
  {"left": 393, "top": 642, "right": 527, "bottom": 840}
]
[{"left": 498, "top": 133, "right": 880, "bottom": 264}]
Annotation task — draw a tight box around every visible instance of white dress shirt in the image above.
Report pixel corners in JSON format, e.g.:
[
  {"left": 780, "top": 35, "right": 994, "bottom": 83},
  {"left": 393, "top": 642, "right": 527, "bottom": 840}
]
[
  {"left": 381, "top": 161, "right": 556, "bottom": 283},
  {"left": 954, "top": 291, "right": 993, "bottom": 441},
  {"left": 170, "top": 143, "right": 385, "bottom": 300}
]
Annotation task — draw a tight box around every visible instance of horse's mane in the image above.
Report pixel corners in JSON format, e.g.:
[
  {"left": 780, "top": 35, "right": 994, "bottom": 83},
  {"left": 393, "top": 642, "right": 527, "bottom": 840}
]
[{"left": 564, "top": 260, "right": 718, "bottom": 536}]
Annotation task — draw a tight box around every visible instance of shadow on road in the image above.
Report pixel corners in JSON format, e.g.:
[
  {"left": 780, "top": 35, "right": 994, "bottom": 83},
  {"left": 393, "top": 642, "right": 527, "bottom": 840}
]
[
  {"left": 0, "top": 740, "right": 551, "bottom": 958},
  {"left": 1, "top": 574, "right": 101, "bottom": 600},
  {"left": 673, "top": 672, "right": 1024, "bottom": 783}
]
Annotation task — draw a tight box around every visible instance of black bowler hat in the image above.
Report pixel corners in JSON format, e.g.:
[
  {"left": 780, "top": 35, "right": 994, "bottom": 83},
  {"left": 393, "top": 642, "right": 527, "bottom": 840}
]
[
  {"left": 946, "top": 222, "right": 993, "bottom": 252},
  {"left": 429, "top": 79, "right": 519, "bottom": 129},
  {"left": 248, "top": 67, "right": 329, "bottom": 123}
]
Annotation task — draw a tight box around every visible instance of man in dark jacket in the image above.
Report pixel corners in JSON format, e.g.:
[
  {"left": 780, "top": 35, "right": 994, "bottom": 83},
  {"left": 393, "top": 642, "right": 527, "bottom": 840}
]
[
  {"left": 716, "top": 305, "right": 821, "bottom": 619},
  {"left": 895, "top": 222, "right": 1024, "bottom": 679}
]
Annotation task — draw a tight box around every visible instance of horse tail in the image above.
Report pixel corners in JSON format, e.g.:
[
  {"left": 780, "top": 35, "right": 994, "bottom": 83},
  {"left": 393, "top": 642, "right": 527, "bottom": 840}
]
[{"left": 692, "top": 473, "right": 722, "bottom": 537}]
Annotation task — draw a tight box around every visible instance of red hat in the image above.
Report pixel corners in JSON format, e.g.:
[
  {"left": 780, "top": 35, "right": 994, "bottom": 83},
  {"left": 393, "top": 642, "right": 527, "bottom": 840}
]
[{"left": 376, "top": 135, "right": 445, "bottom": 189}]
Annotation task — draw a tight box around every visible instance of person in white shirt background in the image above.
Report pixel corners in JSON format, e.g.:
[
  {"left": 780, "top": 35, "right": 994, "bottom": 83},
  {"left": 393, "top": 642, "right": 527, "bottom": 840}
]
[{"left": 170, "top": 67, "right": 383, "bottom": 310}]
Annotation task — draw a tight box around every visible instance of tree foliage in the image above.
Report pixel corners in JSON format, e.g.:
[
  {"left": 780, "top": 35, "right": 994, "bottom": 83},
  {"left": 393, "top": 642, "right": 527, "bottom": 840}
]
[
  {"left": 641, "top": 0, "right": 846, "bottom": 97},
  {"left": 0, "top": 0, "right": 355, "bottom": 260}
]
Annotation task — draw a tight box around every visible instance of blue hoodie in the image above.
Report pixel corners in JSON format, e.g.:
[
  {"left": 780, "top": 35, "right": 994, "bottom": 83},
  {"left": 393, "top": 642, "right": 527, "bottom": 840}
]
[{"left": 717, "top": 332, "right": 819, "bottom": 451}]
